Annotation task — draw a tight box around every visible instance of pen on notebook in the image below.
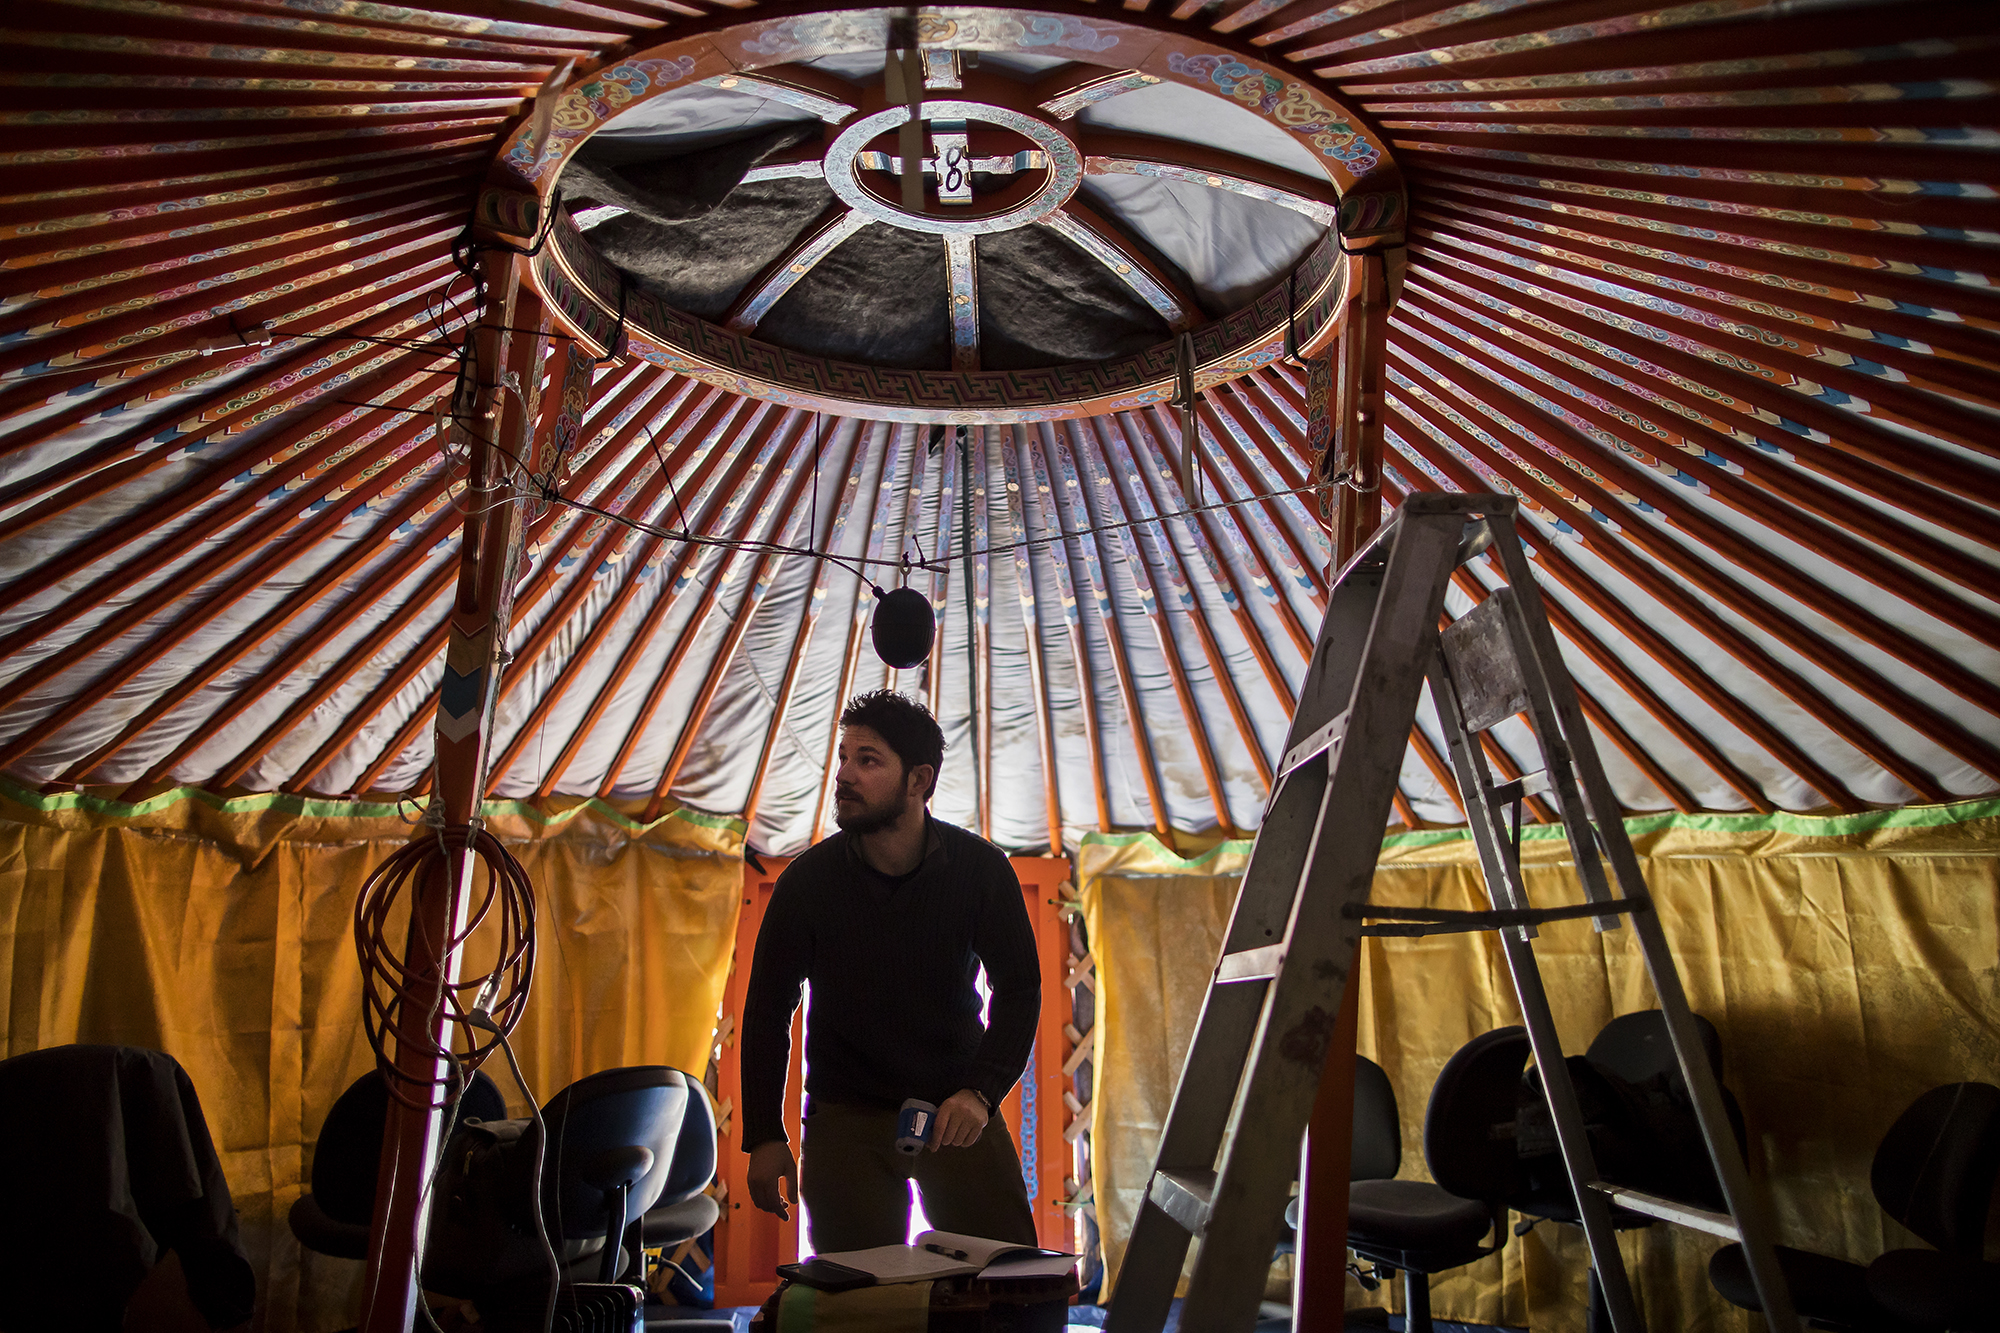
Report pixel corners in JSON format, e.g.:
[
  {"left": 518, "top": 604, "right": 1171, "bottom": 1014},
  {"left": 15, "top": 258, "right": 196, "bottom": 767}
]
[{"left": 924, "top": 1244, "right": 970, "bottom": 1260}]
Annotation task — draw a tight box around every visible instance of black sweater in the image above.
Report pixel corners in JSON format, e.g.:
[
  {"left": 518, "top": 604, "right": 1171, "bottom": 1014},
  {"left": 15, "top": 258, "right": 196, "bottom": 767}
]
[{"left": 740, "top": 817, "right": 1041, "bottom": 1149}]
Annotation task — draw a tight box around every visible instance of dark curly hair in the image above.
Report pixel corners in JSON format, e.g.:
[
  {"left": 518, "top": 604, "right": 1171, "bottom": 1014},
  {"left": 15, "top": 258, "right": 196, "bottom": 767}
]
[{"left": 840, "top": 689, "right": 946, "bottom": 800}]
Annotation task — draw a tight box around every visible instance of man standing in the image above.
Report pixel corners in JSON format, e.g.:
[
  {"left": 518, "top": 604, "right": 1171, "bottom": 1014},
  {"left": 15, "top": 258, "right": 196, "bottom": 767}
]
[{"left": 740, "top": 690, "right": 1042, "bottom": 1253}]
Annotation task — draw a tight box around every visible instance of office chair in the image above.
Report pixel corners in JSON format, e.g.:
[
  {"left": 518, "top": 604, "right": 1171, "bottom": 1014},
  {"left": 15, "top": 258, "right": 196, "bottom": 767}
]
[
  {"left": 1710, "top": 1081, "right": 2000, "bottom": 1333},
  {"left": 291, "top": 1064, "right": 722, "bottom": 1330},
  {"left": 1512, "top": 1010, "right": 1740, "bottom": 1333},
  {"left": 287, "top": 1067, "right": 509, "bottom": 1260},
  {"left": 1334, "top": 1034, "right": 1527, "bottom": 1333},
  {"left": 639, "top": 1075, "right": 721, "bottom": 1252},
  {"left": 1279, "top": 1052, "right": 1403, "bottom": 1256}
]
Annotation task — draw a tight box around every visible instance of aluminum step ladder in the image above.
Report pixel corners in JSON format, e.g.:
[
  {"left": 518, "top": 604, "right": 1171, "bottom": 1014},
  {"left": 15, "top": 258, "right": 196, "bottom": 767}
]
[{"left": 1103, "top": 493, "right": 1800, "bottom": 1333}]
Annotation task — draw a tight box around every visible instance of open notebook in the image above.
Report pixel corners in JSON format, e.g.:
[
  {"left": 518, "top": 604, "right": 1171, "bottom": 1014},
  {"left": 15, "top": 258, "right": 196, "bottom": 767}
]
[{"left": 815, "top": 1230, "right": 1078, "bottom": 1284}]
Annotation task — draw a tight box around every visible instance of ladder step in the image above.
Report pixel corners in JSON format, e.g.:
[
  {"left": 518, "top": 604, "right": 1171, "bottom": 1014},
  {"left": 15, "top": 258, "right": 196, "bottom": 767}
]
[
  {"left": 1345, "top": 897, "right": 1651, "bottom": 937},
  {"left": 1216, "top": 943, "right": 1284, "bottom": 984},
  {"left": 1487, "top": 768, "right": 1551, "bottom": 807},
  {"left": 1588, "top": 1183, "right": 1741, "bottom": 1241},
  {"left": 1277, "top": 708, "right": 1349, "bottom": 782},
  {"left": 1147, "top": 1169, "right": 1216, "bottom": 1236}
]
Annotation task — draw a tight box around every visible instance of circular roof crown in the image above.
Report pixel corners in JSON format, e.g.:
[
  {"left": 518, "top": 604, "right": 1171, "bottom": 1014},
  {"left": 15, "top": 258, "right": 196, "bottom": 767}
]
[{"left": 478, "top": 8, "right": 1404, "bottom": 423}]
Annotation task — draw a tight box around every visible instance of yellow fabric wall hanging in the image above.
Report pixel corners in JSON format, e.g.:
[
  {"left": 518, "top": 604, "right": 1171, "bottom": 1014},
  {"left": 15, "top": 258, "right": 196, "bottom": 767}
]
[
  {"left": 1080, "top": 798, "right": 2000, "bottom": 1331},
  {"left": 0, "top": 780, "right": 743, "bottom": 1333}
]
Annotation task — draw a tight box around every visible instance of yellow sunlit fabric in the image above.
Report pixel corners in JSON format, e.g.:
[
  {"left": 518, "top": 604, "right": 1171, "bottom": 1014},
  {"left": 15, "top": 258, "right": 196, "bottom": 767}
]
[
  {"left": 1082, "top": 799, "right": 2000, "bottom": 1330},
  {"left": 0, "top": 780, "right": 743, "bottom": 1333}
]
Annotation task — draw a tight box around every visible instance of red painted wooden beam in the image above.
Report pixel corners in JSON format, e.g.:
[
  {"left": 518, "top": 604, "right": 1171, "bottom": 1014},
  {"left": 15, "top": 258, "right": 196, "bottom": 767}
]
[
  {"left": 1385, "top": 401, "right": 1863, "bottom": 810},
  {"left": 1027, "top": 425, "right": 1114, "bottom": 833},
  {"left": 1388, "top": 336, "right": 2000, "bottom": 784},
  {"left": 1075, "top": 415, "right": 1236, "bottom": 830}
]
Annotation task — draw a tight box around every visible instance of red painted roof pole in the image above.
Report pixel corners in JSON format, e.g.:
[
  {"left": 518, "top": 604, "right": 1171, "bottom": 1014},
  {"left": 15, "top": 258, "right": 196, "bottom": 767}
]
[
  {"left": 358, "top": 253, "right": 541, "bottom": 1333},
  {"left": 1298, "top": 245, "right": 1392, "bottom": 1333}
]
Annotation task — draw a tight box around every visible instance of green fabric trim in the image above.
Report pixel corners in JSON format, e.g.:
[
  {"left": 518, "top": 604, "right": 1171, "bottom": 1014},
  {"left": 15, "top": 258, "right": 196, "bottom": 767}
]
[
  {"left": 0, "top": 776, "right": 747, "bottom": 840},
  {"left": 1076, "top": 829, "right": 1259, "bottom": 872},
  {"left": 1378, "top": 796, "right": 2000, "bottom": 850}
]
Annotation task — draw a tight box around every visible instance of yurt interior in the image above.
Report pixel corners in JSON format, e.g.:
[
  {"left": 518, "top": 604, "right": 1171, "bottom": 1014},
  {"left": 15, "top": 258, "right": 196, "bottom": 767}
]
[{"left": 1, "top": 1, "right": 1996, "bottom": 1331}]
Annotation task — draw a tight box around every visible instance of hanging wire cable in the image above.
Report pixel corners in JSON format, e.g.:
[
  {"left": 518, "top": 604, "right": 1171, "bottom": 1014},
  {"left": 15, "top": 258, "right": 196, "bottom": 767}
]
[{"left": 354, "top": 821, "right": 537, "bottom": 1109}]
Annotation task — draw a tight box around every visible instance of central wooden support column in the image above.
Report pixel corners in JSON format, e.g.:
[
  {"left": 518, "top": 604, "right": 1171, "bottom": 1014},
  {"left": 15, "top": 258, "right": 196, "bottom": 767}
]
[
  {"left": 1296, "top": 241, "right": 1395, "bottom": 1333},
  {"left": 1331, "top": 249, "right": 1390, "bottom": 569},
  {"left": 359, "top": 247, "right": 547, "bottom": 1333}
]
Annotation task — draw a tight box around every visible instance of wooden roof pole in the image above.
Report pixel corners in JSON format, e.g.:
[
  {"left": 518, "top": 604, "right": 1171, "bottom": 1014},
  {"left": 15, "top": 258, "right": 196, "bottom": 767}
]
[
  {"left": 923, "top": 444, "right": 958, "bottom": 719},
  {"left": 0, "top": 355, "right": 450, "bottom": 626},
  {"left": 521, "top": 398, "right": 783, "bottom": 797},
  {"left": 1389, "top": 341, "right": 1999, "bottom": 787},
  {"left": 1397, "top": 283, "right": 2000, "bottom": 606},
  {"left": 1412, "top": 186, "right": 2000, "bottom": 377},
  {"left": 1094, "top": 412, "right": 1275, "bottom": 796},
  {"left": 1, "top": 158, "right": 473, "bottom": 274},
  {"left": 813, "top": 426, "right": 909, "bottom": 843},
  {"left": 1404, "top": 302, "right": 2000, "bottom": 670},
  {"left": 1074, "top": 416, "right": 1235, "bottom": 832},
  {"left": 245, "top": 379, "right": 673, "bottom": 795},
  {"left": 1137, "top": 403, "right": 1314, "bottom": 691},
  {"left": 358, "top": 249, "right": 537, "bottom": 1333},
  {"left": 1395, "top": 434, "right": 1783, "bottom": 815},
  {"left": 1430, "top": 203, "right": 2000, "bottom": 413},
  {"left": 741, "top": 419, "right": 874, "bottom": 831},
  {"left": 1387, "top": 353, "right": 1936, "bottom": 798},
  {"left": 274, "top": 610, "right": 452, "bottom": 795},
  {"left": 1410, "top": 237, "right": 1999, "bottom": 507},
  {"left": 1329, "top": 249, "right": 1390, "bottom": 571},
  {"left": 137, "top": 506, "right": 459, "bottom": 791},
  {"left": 1197, "top": 396, "right": 1329, "bottom": 608},
  {"left": 475, "top": 396, "right": 756, "bottom": 783},
  {"left": 0, "top": 267, "right": 453, "bottom": 485},
  {"left": 1162, "top": 403, "right": 1321, "bottom": 658},
  {"left": 997, "top": 427, "right": 1066, "bottom": 855},
  {"left": 1049, "top": 424, "right": 1172, "bottom": 837},
  {"left": 1027, "top": 426, "right": 1113, "bottom": 833},
  {"left": 1, "top": 194, "right": 461, "bottom": 348},
  {"left": 1105, "top": 408, "right": 1282, "bottom": 789},
  {"left": 1207, "top": 382, "right": 1327, "bottom": 537},
  {"left": 0, "top": 414, "right": 452, "bottom": 768},
  {"left": 591, "top": 410, "right": 809, "bottom": 799},
  {"left": 1402, "top": 157, "right": 2000, "bottom": 309},
  {"left": 1411, "top": 497, "right": 1714, "bottom": 815},
  {"left": 1383, "top": 407, "right": 1861, "bottom": 809},
  {"left": 0, "top": 213, "right": 463, "bottom": 380},
  {"left": 644, "top": 433, "right": 832, "bottom": 819},
  {"left": 67, "top": 465, "right": 457, "bottom": 783},
  {"left": 1416, "top": 220, "right": 2000, "bottom": 473}
]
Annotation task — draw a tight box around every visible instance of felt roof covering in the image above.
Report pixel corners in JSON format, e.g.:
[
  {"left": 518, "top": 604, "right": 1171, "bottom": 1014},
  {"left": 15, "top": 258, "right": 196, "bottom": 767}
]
[{"left": 1, "top": 0, "right": 1995, "bottom": 857}]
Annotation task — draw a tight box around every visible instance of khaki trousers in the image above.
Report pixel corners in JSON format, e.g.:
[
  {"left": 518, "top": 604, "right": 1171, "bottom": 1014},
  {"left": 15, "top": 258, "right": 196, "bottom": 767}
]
[{"left": 799, "top": 1101, "right": 1038, "bottom": 1254}]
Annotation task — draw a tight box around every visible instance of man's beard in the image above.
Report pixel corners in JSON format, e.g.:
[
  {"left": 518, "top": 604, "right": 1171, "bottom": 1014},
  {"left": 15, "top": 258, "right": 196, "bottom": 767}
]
[{"left": 834, "top": 784, "right": 909, "bottom": 835}]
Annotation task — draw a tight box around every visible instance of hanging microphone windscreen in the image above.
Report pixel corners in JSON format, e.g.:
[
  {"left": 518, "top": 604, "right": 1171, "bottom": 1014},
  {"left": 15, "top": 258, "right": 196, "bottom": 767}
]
[{"left": 872, "top": 586, "right": 935, "bottom": 670}]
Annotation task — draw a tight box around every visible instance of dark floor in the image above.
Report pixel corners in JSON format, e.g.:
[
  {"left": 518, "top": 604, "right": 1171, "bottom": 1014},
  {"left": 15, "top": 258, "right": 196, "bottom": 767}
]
[
  {"left": 1062, "top": 1303, "right": 1524, "bottom": 1332},
  {"left": 649, "top": 1297, "right": 1530, "bottom": 1331},
  {"left": 644, "top": 1306, "right": 757, "bottom": 1330}
]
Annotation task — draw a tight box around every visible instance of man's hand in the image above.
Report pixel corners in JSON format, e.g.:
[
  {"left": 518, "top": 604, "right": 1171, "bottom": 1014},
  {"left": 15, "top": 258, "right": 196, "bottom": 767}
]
[
  {"left": 930, "top": 1089, "right": 990, "bottom": 1150},
  {"left": 747, "top": 1140, "right": 797, "bottom": 1219}
]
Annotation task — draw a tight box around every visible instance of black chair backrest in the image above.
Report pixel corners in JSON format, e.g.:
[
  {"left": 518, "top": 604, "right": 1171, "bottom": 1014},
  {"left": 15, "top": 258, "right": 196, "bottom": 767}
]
[
  {"left": 1424, "top": 1026, "right": 1532, "bottom": 1202},
  {"left": 657, "top": 1077, "right": 719, "bottom": 1208},
  {"left": 314, "top": 1068, "right": 508, "bottom": 1225},
  {"left": 1352, "top": 1055, "right": 1401, "bottom": 1182},
  {"left": 1870, "top": 1081, "right": 2000, "bottom": 1256},
  {"left": 538, "top": 1066, "right": 688, "bottom": 1239},
  {"left": 1586, "top": 1010, "right": 1722, "bottom": 1089}
]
